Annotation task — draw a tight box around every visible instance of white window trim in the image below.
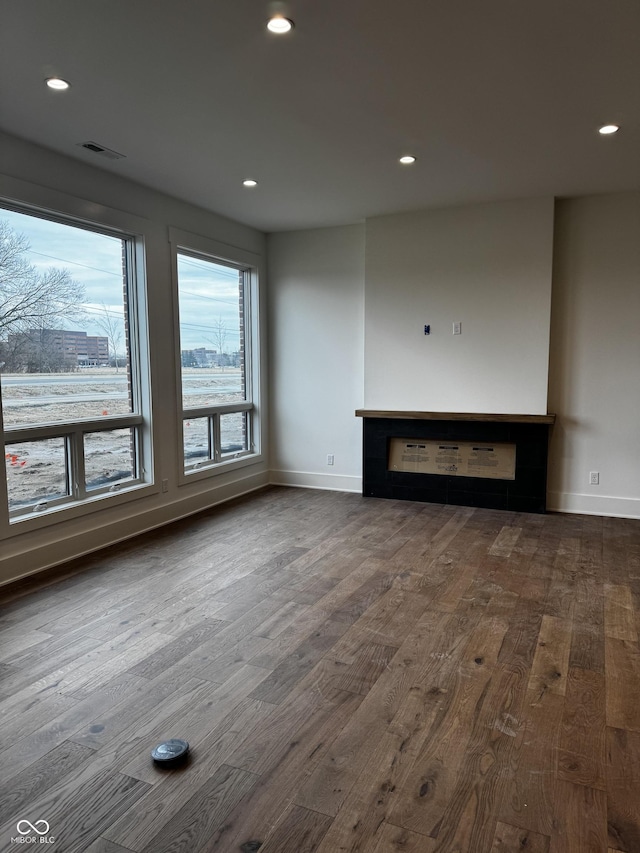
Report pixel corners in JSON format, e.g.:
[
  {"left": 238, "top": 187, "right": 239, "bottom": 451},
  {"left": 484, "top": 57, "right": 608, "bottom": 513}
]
[
  {"left": 168, "top": 227, "right": 263, "bottom": 486},
  {"left": 0, "top": 175, "right": 159, "bottom": 538}
]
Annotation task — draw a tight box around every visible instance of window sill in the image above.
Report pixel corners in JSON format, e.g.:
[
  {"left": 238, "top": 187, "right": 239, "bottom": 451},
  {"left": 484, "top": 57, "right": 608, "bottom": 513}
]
[
  {"left": 3, "top": 480, "right": 159, "bottom": 537},
  {"left": 179, "top": 450, "right": 264, "bottom": 487}
]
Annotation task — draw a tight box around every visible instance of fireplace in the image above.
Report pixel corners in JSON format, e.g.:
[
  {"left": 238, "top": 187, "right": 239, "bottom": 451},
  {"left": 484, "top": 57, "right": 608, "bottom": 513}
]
[{"left": 356, "top": 410, "right": 555, "bottom": 513}]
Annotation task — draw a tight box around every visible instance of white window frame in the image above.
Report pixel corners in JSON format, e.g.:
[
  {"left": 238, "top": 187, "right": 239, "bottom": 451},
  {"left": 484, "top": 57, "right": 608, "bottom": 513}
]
[
  {"left": 0, "top": 177, "right": 157, "bottom": 536},
  {"left": 169, "top": 227, "right": 262, "bottom": 484}
]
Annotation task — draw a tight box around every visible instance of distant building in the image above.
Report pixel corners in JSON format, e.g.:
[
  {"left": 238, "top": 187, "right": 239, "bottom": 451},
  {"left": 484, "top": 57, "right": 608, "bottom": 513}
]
[
  {"left": 181, "top": 347, "right": 217, "bottom": 367},
  {"left": 4, "top": 328, "right": 110, "bottom": 371},
  {"left": 53, "top": 329, "right": 110, "bottom": 366},
  {"left": 180, "top": 348, "right": 241, "bottom": 368}
]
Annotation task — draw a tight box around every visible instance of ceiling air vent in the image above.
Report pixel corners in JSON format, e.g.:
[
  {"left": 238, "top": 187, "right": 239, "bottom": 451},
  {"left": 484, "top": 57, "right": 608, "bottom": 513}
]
[{"left": 77, "top": 141, "right": 126, "bottom": 160}]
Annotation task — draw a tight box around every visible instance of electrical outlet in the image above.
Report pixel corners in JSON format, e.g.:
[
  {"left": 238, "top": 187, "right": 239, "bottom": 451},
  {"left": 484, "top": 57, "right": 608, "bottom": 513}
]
[
  {"left": 162, "top": 478, "right": 169, "bottom": 492},
  {"left": 327, "top": 454, "right": 335, "bottom": 466},
  {"left": 453, "top": 321, "right": 462, "bottom": 335},
  {"left": 589, "top": 471, "right": 599, "bottom": 485}
]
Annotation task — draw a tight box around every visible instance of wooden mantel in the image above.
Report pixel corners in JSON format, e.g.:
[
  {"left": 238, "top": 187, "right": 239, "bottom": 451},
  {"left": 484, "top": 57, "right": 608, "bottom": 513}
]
[{"left": 356, "top": 409, "right": 556, "bottom": 425}]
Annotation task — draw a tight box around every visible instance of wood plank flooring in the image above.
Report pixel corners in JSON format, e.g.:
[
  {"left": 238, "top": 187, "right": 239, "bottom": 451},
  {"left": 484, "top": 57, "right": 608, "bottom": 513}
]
[{"left": 1, "top": 486, "right": 640, "bottom": 852}]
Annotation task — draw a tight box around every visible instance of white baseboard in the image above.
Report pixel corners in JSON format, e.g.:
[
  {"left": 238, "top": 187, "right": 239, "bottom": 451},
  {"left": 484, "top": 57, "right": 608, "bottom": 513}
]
[
  {"left": 547, "top": 490, "right": 640, "bottom": 519},
  {"left": 271, "top": 478, "right": 640, "bottom": 519},
  {"left": 270, "top": 468, "right": 362, "bottom": 493}
]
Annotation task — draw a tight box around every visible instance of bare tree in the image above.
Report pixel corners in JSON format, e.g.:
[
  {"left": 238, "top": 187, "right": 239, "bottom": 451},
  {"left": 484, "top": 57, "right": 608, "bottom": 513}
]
[
  {"left": 210, "top": 316, "right": 228, "bottom": 369},
  {"left": 94, "top": 302, "right": 124, "bottom": 372},
  {"left": 25, "top": 327, "right": 72, "bottom": 373},
  {"left": 0, "top": 329, "right": 29, "bottom": 372},
  {"left": 0, "top": 220, "right": 85, "bottom": 339}
]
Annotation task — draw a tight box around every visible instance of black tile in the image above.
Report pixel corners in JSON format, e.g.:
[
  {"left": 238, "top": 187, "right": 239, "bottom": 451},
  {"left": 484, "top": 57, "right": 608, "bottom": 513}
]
[{"left": 361, "top": 416, "right": 550, "bottom": 514}]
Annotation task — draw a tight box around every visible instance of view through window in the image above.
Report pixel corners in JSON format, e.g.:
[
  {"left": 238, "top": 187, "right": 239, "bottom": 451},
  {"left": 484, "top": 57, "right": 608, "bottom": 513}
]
[
  {"left": 177, "top": 251, "right": 253, "bottom": 470},
  {"left": 1, "top": 207, "right": 144, "bottom": 517}
]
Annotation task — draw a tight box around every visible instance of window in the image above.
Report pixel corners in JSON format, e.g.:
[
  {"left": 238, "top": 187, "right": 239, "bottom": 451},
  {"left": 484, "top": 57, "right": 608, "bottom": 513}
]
[
  {"left": 174, "top": 237, "right": 259, "bottom": 475},
  {"left": 0, "top": 205, "right": 149, "bottom": 522}
]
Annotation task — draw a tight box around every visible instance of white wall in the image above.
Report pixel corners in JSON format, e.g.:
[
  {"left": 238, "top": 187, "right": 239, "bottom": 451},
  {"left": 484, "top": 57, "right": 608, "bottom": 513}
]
[
  {"left": 364, "top": 198, "right": 555, "bottom": 414},
  {"left": 548, "top": 192, "right": 640, "bottom": 518},
  {"left": 268, "top": 225, "right": 365, "bottom": 492},
  {"left": 0, "top": 131, "right": 269, "bottom": 585}
]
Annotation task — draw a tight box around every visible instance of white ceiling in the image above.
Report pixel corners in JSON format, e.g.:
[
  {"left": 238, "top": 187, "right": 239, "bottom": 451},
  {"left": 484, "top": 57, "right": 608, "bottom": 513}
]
[{"left": 1, "top": 0, "right": 638, "bottom": 232}]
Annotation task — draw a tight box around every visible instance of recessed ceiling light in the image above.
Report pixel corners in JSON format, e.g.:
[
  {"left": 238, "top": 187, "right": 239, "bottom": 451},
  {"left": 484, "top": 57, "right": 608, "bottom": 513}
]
[
  {"left": 45, "top": 77, "right": 70, "bottom": 91},
  {"left": 399, "top": 155, "right": 416, "bottom": 165},
  {"left": 598, "top": 124, "right": 619, "bottom": 135},
  {"left": 243, "top": 179, "right": 258, "bottom": 188},
  {"left": 267, "top": 15, "right": 294, "bottom": 33}
]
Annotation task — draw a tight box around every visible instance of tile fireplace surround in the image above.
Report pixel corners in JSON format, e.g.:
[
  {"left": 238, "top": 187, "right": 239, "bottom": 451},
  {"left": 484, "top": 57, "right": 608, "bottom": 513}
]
[{"left": 356, "top": 410, "right": 556, "bottom": 513}]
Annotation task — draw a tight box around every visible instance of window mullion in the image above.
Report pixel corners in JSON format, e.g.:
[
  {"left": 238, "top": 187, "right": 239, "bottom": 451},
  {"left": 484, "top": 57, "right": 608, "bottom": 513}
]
[
  {"left": 212, "top": 413, "right": 221, "bottom": 464},
  {"left": 181, "top": 401, "right": 252, "bottom": 420},
  {"left": 67, "top": 429, "right": 86, "bottom": 501},
  {"left": 5, "top": 414, "right": 143, "bottom": 445}
]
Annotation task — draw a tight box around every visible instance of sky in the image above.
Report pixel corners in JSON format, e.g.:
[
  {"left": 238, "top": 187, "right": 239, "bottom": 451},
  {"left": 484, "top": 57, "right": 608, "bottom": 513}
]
[
  {"left": 0, "top": 206, "right": 242, "bottom": 353},
  {"left": 176, "top": 254, "right": 241, "bottom": 352}
]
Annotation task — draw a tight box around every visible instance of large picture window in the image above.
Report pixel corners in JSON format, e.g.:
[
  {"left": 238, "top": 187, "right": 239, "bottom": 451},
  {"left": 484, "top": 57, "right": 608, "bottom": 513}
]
[
  {"left": 174, "top": 243, "right": 257, "bottom": 474},
  {"left": 0, "top": 205, "right": 148, "bottom": 521}
]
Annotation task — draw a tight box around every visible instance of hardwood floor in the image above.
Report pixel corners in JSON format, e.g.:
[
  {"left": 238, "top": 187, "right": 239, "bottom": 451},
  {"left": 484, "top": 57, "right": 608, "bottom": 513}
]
[{"left": 1, "top": 486, "right": 639, "bottom": 852}]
